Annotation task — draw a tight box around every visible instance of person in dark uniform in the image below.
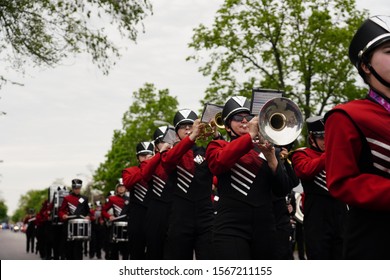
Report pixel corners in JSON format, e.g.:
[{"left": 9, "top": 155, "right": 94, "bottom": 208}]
[
  {"left": 162, "top": 109, "right": 215, "bottom": 260},
  {"left": 89, "top": 201, "right": 105, "bottom": 259},
  {"left": 325, "top": 15, "right": 390, "bottom": 259},
  {"left": 59, "top": 179, "right": 91, "bottom": 260},
  {"left": 289, "top": 190, "right": 306, "bottom": 260},
  {"left": 101, "top": 180, "right": 130, "bottom": 260},
  {"left": 205, "top": 96, "right": 293, "bottom": 259},
  {"left": 291, "top": 116, "right": 347, "bottom": 259},
  {"left": 122, "top": 141, "right": 157, "bottom": 259},
  {"left": 23, "top": 209, "right": 36, "bottom": 254},
  {"left": 144, "top": 125, "right": 176, "bottom": 260},
  {"left": 272, "top": 147, "right": 300, "bottom": 259},
  {"left": 35, "top": 199, "right": 50, "bottom": 259}
]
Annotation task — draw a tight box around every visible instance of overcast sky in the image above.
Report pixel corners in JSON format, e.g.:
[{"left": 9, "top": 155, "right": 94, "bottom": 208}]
[{"left": 0, "top": 0, "right": 388, "bottom": 216}]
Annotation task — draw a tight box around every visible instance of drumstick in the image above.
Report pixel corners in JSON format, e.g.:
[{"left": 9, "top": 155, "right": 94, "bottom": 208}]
[{"left": 112, "top": 214, "right": 127, "bottom": 221}]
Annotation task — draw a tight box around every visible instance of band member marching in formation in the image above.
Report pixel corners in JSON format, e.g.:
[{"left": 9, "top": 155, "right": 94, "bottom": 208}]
[
  {"left": 89, "top": 201, "right": 105, "bottom": 259},
  {"left": 35, "top": 198, "right": 50, "bottom": 259},
  {"left": 272, "top": 146, "right": 300, "bottom": 259},
  {"left": 23, "top": 208, "right": 36, "bottom": 254},
  {"left": 59, "top": 179, "right": 91, "bottom": 260},
  {"left": 101, "top": 180, "right": 130, "bottom": 260},
  {"left": 291, "top": 116, "right": 347, "bottom": 259},
  {"left": 122, "top": 141, "right": 156, "bottom": 259},
  {"left": 325, "top": 15, "right": 390, "bottom": 259},
  {"left": 144, "top": 126, "right": 175, "bottom": 259},
  {"left": 205, "top": 96, "right": 294, "bottom": 259},
  {"left": 162, "top": 109, "right": 215, "bottom": 260}
]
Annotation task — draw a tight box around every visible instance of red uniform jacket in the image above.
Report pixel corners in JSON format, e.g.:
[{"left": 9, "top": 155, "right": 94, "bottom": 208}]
[
  {"left": 101, "top": 195, "right": 129, "bottom": 220},
  {"left": 162, "top": 136, "right": 213, "bottom": 201},
  {"left": 325, "top": 97, "right": 390, "bottom": 210},
  {"left": 59, "top": 193, "right": 90, "bottom": 221},
  {"left": 206, "top": 133, "right": 291, "bottom": 206}
]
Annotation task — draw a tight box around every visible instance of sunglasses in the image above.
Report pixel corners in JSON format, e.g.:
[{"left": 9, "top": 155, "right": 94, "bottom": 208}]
[
  {"left": 178, "top": 123, "right": 193, "bottom": 130},
  {"left": 312, "top": 132, "right": 325, "bottom": 139},
  {"left": 231, "top": 114, "right": 254, "bottom": 122}
]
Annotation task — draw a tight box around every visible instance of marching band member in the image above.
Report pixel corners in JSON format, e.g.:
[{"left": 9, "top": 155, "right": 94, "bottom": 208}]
[
  {"left": 23, "top": 209, "right": 36, "bottom": 254},
  {"left": 89, "top": 201, "right": 105, "bottom": 259},
  {"left": 122, "top": 141, "right": 156, "bottom": 259},
  {"left": 273, "top": 146, "right": 300, "bottom": 259},
  {"left": 162, "top": 109, "right": 214, "bottom": 260},
  {"left": 101, "top": 180, "right": 130, "bottom": 260},
  {"left": 59, "top": 179, "right": 90, "bottom": 260},
  {"left": 35, "top": 198, "right": 50, "bottom": 259},
  {"left": 205, "top": 96, "right": 293, "bottom": 259},
  {"left": 144, "top": 126, "right": 176, "bottom": 260},
  {"left": 325, "top": 16, "right": 390, "bottom": 259},
  {"left": 291, "top": 117, "right": 347, "bottom": 259}
]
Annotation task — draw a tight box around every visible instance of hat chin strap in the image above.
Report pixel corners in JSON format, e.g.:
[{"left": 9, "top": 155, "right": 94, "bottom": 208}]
[{"left": 367, "top": 63, "right": 390, "bottom": 88}]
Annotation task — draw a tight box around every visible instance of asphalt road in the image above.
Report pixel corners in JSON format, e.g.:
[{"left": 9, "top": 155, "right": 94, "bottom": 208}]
[{"left": 0, "top": 229, "right": 41, "bottom": 260}]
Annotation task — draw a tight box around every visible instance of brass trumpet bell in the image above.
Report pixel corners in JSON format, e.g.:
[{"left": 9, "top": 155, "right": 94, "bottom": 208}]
[
  {"left": 258, "top": 97, "right": 303, "bottom": 146},
  {"left": 210, "top": 112, "right": 224, "bottom": 129}
]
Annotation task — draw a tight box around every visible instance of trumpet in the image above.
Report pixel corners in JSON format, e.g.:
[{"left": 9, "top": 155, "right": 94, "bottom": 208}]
[{"left": 198, "top": 112, "right": 225, "bottom": 140}]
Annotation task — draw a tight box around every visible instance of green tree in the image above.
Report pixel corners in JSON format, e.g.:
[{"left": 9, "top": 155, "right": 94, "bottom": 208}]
[
  {"left": 0, "top": 0, "right": 152, "bottom": 86},
  {"left": 93, "top": 83, "right": 178, "bottom": 195},
  {"left": 188, "top": 0, "right": 368, "bottom": 124},
  {"left": 0, "top": 199, "right": 8, "bottom": 221},
  {"left": 12, "top": 189, "right": 47, "bottom": 222}
]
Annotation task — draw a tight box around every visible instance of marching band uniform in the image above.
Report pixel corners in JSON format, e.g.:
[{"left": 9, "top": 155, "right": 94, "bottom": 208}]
[
  {"left": 89, "top": 202, "right": 105, "bottom": 259},
  {"left": 122, "top": 141, "right": 157, "bottom": 260},
  {"left": 273, "top": 147, "right": 299, "bottom": 259},
  {"left": 162, "top": 109, "right": 214, "bottom": 260},
  {"left": 144, "top": 125, "right": 176, "bottom": 260},
  {"left": 291, "top": 116, "right": 347, "bottom": 259},
  {"left": 59, "top": 179, "right": 90, "bottom": 260},
  {"left": 101, "top": 181, "right": 130, "bottom": 260},
  {"left": 325, "top": 16, "right": 390, "bottom": 259},
  {"left": 206, "top": 96, "right": 293, "bottom": 259},
  {"left": 23, "top": 209, "right": 36, "bottom": 254},
  {"left": 35, "top": 199, "right": 50, "bottom": 259}
]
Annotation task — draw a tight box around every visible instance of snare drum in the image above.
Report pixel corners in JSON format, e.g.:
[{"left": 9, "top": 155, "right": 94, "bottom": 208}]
[
  {"left": 111, "top": 221, "right": 128, "bottom": 242},
  {"left": 67, "top": 219, "right": 91, "bottom": 241}
]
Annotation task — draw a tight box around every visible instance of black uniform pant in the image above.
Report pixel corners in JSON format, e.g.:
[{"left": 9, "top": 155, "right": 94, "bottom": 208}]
[
  {"left": 144, "top": 199, "right": 172, "bottom": 260},
  {"left": 304, "top": 194, "right": 345, "bottom": 260},
  {"left": 128, "top": 204, "right": 147, "bottom": 259},
  {"left": 343, "top": 208, "right": 390, "bottom": 259},
  {"left": 212, "top": 198, "right": 277, "bottom": 260},
  {"left": 164, "top": 197, "right": 214, "bottom": 260},
  {"left": 65, "top": 240, "right": 84, "bottom": 260},
  {"left": 25, "top": 229, "right": 35, "bottom": 253},
  {"left": 89, "top": 223, "right": 105, "bottom": 259},
  {"left": 109, "top": 241, "right": 129, "bottom": 260}
]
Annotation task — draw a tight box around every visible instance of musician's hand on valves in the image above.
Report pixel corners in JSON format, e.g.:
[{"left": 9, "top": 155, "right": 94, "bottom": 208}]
[
  {"left": 189, "top": 119, "right": 201, "bottom": 141},
  {"left": 279, "top": 147, "right": 288, "bottom": 160},
  {"left": 63, "top": 214, "right": 68, "bottom": 220},
  {"left": 109, "top": 216, "right": 115, "bottom": 222}
]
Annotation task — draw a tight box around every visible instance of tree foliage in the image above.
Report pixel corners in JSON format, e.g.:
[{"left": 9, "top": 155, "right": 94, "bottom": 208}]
[
  {"left": 0, "top": 199, "right": 8, "bottom": 221},
  {"left": 11, "top": 189, "right": 47, "bottom": 222},
  {"left": 93, "top": 83, "right": 178, "bottom": 195},
  {"left": 0, "top": 0, "right": 152, "bottom": 85},
  {"left": 188, "top": 0, "right": 368, "bottom": 121}
]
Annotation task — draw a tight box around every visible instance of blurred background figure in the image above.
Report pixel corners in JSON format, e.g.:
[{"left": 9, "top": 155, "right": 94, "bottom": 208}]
[{"left": 23, "top": 208, "right": 36, "bottom": 254}]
